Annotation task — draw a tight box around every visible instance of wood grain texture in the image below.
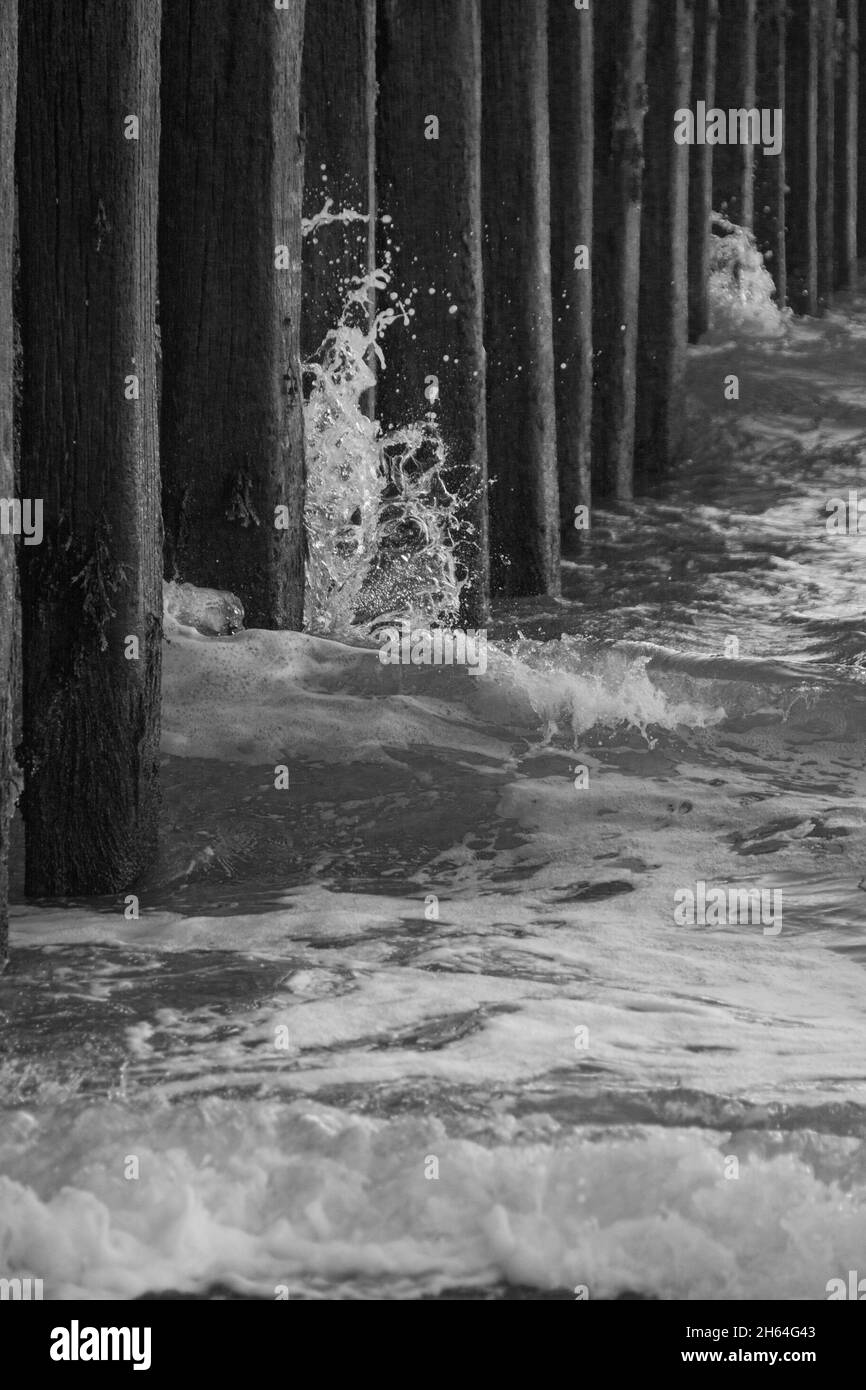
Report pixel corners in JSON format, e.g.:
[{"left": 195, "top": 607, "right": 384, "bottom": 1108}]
[
  {"left": 835, "top": 0, "right": 858, "bottom": 290},
  {"left": 0, "top": 0, "right": 17, "bottom": 953},
  {"left": 637, "top": 0, "right": 695, "bottom": 484},
  {"left": 482, "top": 0, "right": 560, "bottom": 595},
  {"left": 786, "top": 0, "right": 819, "bottom": 314},
  {"left": 817, "top": 0, "right": 838, "bottom": 310},
  {"left": 301, "top": 0, "right": 376, "bottom": 363},
  {"left": 17, "top": 0, "right": 163, "bottom": 894},
  {"left": 549, "top": 0, "right": 594, "bottom": 530},
  {"left": 715, "top": 0, "right": 758, "bottom": 228},
  {"left": 160, "top": 1, "right": 306, "bottom": 629},
  {"left": 376, "top": 0, "right": 489, "bottom": 623},
  {"left": 593, "top": 0, "right": 649, "bottom": 501},
  {"left": 689, "top": 0, "right": 720, "bottom": 342},
  {"left": 754, "top": 0, "right": 787, "bottom": 308}
]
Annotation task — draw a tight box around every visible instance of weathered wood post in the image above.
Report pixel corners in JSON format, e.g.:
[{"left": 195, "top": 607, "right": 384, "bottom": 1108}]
[
  {"left": 160, "top": 2, "right": 307, "bottom": 629},
  {"left": 835, "top": 0, "right": 859, "bottom": 290},
  {"left": 754, "top": 0, "right": 787, "bottom": 307},
  {"left": 593, "top": 0, "right": 649, "bottom": 500},
  {"left": 817, "top": 0, "right": 838, "bottom": 310},
  {"left": 301, "top": 0, "right": 377, "bottom": 363},
  {"left": 481, "top": 0, "right": 560, "bottom": 595},
  {"left": 689, "top": 0, "right": 720, "bottom": 342},
  {"left": 859, "top": 0, "right": 866, "bottom": 253},
  {"left": 715, "top": 0, "right": 758, "bottom": 228},
  {"left": 549, "top": 0, "right": 594, "bottom": 534},
  {"left": 17, "top": 0, "right": 163, "bottom": 894},
  {"left": 0, "top": 0, "right": 17, "bottom": 955},
  {"left": 636, "top": 0, "right": 695, "bottom": 485},
  {"left": 786, "top": 0, "right": 820, "bottom": 314},
  {"left": 376, "top": 0, "right": 489, "bottom": 624}
]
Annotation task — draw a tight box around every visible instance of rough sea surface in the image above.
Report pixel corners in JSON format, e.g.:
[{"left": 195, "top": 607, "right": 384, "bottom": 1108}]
[{"left": 3, "top": 286, "right": 866, "bottom": 1301}]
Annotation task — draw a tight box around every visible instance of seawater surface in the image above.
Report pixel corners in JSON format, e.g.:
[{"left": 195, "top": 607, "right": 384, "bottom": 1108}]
[{"left": 3, "top": 289, "right": 866, "bottom": 1301}]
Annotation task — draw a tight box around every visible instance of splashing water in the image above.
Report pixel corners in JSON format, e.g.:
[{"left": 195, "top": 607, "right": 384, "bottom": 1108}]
[
  {"left": 163, "top": 580, "right": 244, "bottom": 637},
  {"left": 707, "top": 213, "right": 791, "bottom": 339},
  {"left": 302, "top": 211, "right": 465, "bottom": 638},
  {"left": 301, "top": 197, "right": 371, "bottom": 241}
]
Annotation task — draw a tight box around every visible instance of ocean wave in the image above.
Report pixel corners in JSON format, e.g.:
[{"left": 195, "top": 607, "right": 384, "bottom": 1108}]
[{"left": 1, "top": 1099, "right": 864, "bottom": 1300}]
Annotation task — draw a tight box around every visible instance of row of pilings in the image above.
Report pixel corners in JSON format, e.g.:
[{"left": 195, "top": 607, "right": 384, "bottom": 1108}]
[{"left": 0, "top": 0, "right": 862, "bottom": 945}]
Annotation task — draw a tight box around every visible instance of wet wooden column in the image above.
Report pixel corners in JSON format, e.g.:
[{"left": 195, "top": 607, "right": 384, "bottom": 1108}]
[
  {"left": 301, "top": 0, "right": 376, "bottom": 363},
  {"left": 754, "top": 0, "right": 787, "bottom": 307},
  {"left": 715, "top": 0, "right": 758, "bottom": 228},
  {"left": 482, "top": 0, "right": 560, "bottom": 596},
  {"left": 834, "top": 0, "right": 859, "bottom": 291},
  {"left": 0, "top": 0, "right": 17, "bottom": 956},
  {"left": 786, "top": 0, "right": 819, "bottom": 314},
  {"left": 592, "top": 0, "right": 649, "bottom": 501},
  {"left": 689, "top": 0, "right": 720, "bottom": 342},
  {"left": 376, "top": 0, "right": 490, "bottom": 622},
  {"left": 160, "top": 2, "right": 307, "bottom": 628},
  {"left": 17, "top": 0, "right": 163, "bottom": 894},
  {"left": 636, "top": 0, "right": 695, "bottom": 485},
  {"left": 549, "top": 0, "right": 594, "bottom": 533}
]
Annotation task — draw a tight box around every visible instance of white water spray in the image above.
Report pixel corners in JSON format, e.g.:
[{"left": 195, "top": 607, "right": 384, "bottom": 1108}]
[
  {"left": 707, "top": 213, "right": 791, "bottom": 339},
  {"left": 302, "top": 210, "right": 465, "bottom": 637}
]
